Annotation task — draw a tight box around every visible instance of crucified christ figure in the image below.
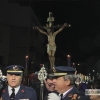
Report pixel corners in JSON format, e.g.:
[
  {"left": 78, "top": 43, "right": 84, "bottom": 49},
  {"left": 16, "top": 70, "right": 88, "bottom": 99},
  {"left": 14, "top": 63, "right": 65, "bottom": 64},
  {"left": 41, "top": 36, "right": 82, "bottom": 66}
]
[{"left": 35, "top": 23, "right": 67, "bottom": 72}]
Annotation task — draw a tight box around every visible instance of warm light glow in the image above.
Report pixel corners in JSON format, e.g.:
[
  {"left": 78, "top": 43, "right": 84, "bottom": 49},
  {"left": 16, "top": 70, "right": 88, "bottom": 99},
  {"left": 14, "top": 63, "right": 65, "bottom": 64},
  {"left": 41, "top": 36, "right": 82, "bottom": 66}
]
[
  {"left": 67, "top": 55, "right": 71, "bottom": 66},
  {"left": 78, "top": 64, "right": 80, "bottom": 65},
  {"left": 73, "top": 63, "right": 75, "bottom": 66},
  {"left": 67, "top": 55, "right": 71, "bottom": 57},
  {"left": 25, "top": 56, "right": 28, "bottom": 58},
  {"left": 69, "top": 24, "right": 71, "bottom": 27}
]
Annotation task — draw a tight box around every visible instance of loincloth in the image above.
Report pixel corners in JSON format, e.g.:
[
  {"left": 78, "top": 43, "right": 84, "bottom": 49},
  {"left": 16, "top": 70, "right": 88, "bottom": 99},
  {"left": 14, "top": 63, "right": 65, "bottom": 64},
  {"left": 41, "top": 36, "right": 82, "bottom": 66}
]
[{"left": 47, "top": 44, "right": 56, "bottom": 53}]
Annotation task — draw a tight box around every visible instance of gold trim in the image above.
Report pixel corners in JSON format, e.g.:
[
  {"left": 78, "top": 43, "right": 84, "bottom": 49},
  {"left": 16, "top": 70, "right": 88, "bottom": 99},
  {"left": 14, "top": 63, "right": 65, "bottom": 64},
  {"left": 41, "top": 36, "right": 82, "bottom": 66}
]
[
  {"left": 49, "top": 73, "right": 67, "bottom": 76},
  {"left": 7, "top": 70, "right": 23, "bottom": 73}
]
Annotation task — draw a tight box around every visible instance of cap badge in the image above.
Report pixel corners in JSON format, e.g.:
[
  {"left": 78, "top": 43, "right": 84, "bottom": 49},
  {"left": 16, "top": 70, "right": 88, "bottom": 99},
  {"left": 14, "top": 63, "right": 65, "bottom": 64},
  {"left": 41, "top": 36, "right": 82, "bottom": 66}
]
[{"left": 13, "top": 66, "right": 18, "bottom": 70}]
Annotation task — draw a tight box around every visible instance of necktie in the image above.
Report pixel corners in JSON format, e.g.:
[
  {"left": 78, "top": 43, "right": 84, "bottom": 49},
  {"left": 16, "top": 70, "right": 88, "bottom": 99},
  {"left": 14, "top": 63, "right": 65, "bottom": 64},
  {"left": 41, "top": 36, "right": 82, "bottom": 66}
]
[
  {"left": 60, "top": 94, "right": 63, "bottom": 100},
  {"left": 10, "top": 88, "right": 15, "bottom": 100}
]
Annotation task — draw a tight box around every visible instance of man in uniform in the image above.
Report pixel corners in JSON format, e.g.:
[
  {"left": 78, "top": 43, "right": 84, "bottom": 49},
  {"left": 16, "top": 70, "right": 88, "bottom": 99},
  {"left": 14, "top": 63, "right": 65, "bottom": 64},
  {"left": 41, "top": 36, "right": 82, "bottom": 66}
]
[
  {"left": 44, "top": 75, "right": 57, "bottom": 100},
  {"left": 47, "top": 66, "right": 90, "bottom": 100},
  {"left": 1, "top": 65, "right": 37, "bottom": 100}
]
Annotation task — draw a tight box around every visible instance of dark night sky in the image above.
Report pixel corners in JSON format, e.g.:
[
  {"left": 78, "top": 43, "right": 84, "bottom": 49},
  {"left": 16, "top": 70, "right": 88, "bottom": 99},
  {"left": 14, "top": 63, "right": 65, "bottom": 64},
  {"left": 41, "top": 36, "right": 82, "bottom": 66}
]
[{"left": 31, "top": 1, "right": 100, "bottom": 62}]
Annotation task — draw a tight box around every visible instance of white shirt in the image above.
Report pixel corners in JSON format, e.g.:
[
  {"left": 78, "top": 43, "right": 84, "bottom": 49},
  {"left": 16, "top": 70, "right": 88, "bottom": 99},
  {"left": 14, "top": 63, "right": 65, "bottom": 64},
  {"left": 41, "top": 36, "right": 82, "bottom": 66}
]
[{"left": 8, "top": 85, "right": 20, "bottom": 96}]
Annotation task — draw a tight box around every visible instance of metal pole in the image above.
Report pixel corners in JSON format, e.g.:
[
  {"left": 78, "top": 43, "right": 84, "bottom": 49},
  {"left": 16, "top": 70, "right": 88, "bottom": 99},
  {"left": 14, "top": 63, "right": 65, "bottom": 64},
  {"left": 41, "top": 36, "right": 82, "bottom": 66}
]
[{"left": 38, "top": 64, "right": 47, "bottom": 100}]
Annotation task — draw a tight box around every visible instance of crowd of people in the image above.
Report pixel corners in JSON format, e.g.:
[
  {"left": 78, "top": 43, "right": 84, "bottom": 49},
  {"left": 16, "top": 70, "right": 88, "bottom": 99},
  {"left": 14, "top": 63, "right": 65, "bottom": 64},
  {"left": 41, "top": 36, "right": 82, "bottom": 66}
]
[{"left": 0, "top": 65, "right": 100, "bottom": 100}]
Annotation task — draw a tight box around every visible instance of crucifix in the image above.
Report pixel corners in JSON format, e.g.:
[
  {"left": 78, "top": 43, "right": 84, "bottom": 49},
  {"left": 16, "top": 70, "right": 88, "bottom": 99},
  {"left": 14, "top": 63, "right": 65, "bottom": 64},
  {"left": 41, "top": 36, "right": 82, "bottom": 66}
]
[{"left": 33, "top": 12, "right": 71, "bottom": 72}]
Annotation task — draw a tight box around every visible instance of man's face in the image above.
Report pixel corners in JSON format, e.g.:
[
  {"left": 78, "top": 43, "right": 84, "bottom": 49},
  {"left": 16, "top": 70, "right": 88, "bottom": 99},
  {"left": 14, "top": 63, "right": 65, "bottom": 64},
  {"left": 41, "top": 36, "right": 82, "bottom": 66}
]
[
  {"left": 45, "top": 79, "right": 55, "bottom": 92},
  {"left": 52, "top": 76, "right": 67, "bottom": 93},
  {"left": 7, "top": 73, "right": 22, "bottom": 88}
]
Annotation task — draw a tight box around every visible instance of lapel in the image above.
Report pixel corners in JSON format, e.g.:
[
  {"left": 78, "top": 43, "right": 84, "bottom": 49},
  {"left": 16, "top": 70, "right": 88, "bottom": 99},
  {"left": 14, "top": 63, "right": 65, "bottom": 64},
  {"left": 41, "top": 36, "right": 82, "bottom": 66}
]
[
  {"left": 68, "top": 86, "right": 78, "bottom": 94},
  {"left": 15, "top": 85, "right": 25, "bottom": 100},
  {"left": 2, "top": 86, "right": 10, "bottom": 100},
  {"left": 62, "top": 86, "right": 78, "bottom": 100}
]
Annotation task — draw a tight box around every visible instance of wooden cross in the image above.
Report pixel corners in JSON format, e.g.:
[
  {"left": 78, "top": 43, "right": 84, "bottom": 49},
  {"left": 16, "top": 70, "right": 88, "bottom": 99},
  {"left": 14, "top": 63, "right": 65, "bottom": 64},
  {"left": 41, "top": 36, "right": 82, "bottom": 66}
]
[{"left": 33, "top": 12, "right": 71, "bottom": 30}]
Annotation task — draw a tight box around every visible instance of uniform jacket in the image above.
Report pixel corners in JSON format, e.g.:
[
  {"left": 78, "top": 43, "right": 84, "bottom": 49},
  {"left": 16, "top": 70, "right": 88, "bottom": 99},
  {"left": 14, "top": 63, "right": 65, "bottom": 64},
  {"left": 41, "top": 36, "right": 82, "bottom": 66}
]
[
  {"left": 62, "top": 86, "right": 90, "bottom": 100},
  {"left": 1, "top": 85, "right": 37, "bottom": 100}
]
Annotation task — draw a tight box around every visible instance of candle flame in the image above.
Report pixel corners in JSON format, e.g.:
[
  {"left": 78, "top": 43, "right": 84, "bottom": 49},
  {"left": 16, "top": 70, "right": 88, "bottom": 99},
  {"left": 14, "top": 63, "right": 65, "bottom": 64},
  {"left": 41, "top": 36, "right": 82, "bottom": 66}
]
[
  {"left": 67, "top": 55, "right": 70, "bottom": 57},
  {"left": 25, "top": 56, "right": 28, "bottom": 58}
]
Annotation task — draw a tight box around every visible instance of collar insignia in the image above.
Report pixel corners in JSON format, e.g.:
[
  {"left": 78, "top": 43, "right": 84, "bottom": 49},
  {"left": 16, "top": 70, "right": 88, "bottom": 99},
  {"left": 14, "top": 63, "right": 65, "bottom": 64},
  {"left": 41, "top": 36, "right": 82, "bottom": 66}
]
[
  {"left": 21, "top": 89, "right": 25, "bottom": 93},
  {"left": 2, "top": 89, "right": 6, "bottom": 93},
  {"left": 68, "top": 94, "right": 73, "bottom": 97},
  {"left": 71, "top": 94, "right": 77, "bottom": 99}
]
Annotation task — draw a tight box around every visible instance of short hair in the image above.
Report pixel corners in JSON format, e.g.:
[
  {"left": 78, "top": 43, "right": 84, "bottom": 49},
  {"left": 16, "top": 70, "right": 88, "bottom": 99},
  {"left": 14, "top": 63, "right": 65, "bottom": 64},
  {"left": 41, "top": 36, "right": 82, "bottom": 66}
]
[
  {"left": 63, "top": 75, "right": 76, "bottom": 85},
  {"left": 46, "top": 75, "right": 55, "bottom": 80}
]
